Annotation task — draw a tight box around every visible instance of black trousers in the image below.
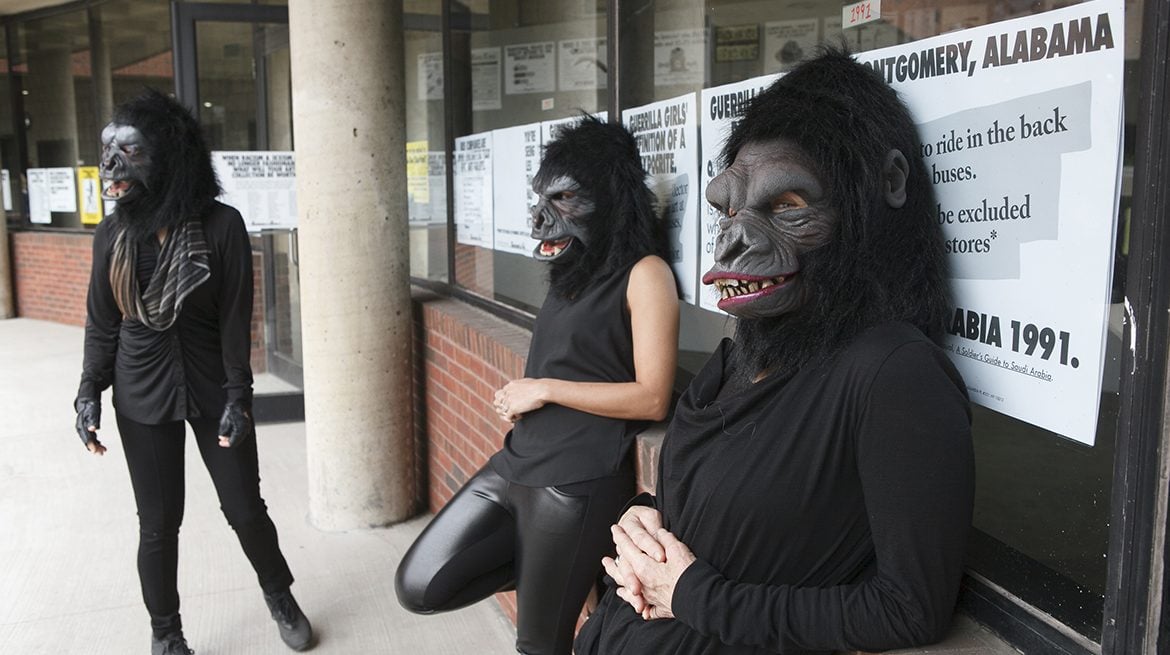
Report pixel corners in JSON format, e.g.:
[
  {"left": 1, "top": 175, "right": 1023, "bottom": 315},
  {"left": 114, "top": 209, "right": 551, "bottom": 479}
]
[
  {"left": 395, "top": 463, "right": 633, "bottom": 655},
  {"left": 115, "top": 412, "right": 294, "bottom": 639}
]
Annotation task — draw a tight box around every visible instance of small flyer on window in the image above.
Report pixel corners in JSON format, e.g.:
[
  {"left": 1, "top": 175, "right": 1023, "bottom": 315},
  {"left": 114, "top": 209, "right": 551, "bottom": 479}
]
[
  {"left": 453, "top": 132, "right": 494, "bottom": 247},
  {"left": 472, "top": 47, "right": 502, "bottom": 111},
  {"left": 653, "top": 29, "right": 706, "bottom": 87},
  {"left": 558, "top": 37, "right": 607, "bottom": 91},
  {"left": 504, "top": 42, "right": 555, "bottom": 95}
]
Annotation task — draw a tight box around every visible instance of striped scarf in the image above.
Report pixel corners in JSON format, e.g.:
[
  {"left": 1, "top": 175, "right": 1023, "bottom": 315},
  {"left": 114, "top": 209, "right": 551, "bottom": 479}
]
[{"left": 109, "top": 219, "right": 211, "bottom": 331}]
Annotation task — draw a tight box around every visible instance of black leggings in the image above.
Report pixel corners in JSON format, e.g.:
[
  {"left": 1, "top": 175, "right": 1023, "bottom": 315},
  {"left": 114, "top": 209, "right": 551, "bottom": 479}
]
[
  {"left": 116, "top": 412, "right": 294, "bottom": 639},
  {"left": 395, "top": 463, "right": 633, "bottom": 655}
]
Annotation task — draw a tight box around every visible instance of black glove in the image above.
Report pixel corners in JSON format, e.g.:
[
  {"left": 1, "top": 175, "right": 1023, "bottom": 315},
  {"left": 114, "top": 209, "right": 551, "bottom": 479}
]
[
  {"left": 218, "top": 401, "right": 255, "bottom": 448},
  {"left": 74, "top": 397, "right": 101, "bottom": 448}
]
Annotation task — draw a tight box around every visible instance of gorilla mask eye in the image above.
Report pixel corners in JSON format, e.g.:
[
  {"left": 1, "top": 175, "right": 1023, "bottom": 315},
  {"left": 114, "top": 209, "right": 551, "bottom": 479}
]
[
  {"left": 552, "top": 190, "right": 576, "bottom": 201},
  {"left": 770, "top": 191, "right": 808, "bottom": 214}
]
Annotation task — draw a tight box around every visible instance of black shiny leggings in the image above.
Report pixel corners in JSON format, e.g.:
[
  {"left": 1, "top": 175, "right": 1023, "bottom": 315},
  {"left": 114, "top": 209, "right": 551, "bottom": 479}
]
[
  {"left": 395, "top": 463, "right": 633, "bottom": 655},
  {"left": 116, "top": 412, "right": 294, "bottom": 639}
]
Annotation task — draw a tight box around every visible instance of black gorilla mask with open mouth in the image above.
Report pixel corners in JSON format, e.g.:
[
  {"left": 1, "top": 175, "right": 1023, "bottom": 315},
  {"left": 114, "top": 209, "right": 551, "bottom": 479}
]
[
  {"left": 530, "top": 174, "right": 595, "bottom": 263},
  {"left": 99, "top": 123, "right": 151, "bottom": 205}
]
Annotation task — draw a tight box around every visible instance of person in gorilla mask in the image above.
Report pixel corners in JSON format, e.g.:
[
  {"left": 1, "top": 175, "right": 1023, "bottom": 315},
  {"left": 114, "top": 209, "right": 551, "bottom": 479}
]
[
  {"left": 74, "top": 90, "right": 312, "bottom": 655},
  {"left": 395, "top": 115, "right": 679, "bottom": 655}
]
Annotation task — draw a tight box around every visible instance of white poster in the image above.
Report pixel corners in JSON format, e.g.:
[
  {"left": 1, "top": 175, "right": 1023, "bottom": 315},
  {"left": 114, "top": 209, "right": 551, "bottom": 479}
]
[
  {"left": 855, "top": 0, "right": 1124, "bottom": 444},
  {"left": 623, "top": 93, "right": 700, "bottom": 304},
  {"left": 491, "top": 123, "right": 542, "bottom": 257},
  {"left": 212, "top": 151, "right": 297, "bottom": 231},
  {"left": 472, "top": 47, "right": 502, "bottom": 111},
  {"left": 697, "top": 73, "right": 781, "bottom": 314},
  {"left": 654, "top": 29, "right": 706, "bottom": 87},
  {"left": 27, "top": 168, "right": 50, "bottom": 224},
  {"left": 763, "top": 19, "right": 819, "bottom": 73},
  {"left": 1, "top": 169, "right": 11, "bottom": 212},
  {"left": 540, "top": 112, "right": 608, "bottom": 145},
  {"left": 454, "top": 132, "right": 494, "bottom": 247},
  {"left": 558, "top": 37, "right": 607, "bottom": 91},
  {"left": 47, "top": 168, "right": 76, "bottom": 212},
  {"left": 505, "top": 42, "right": 556, "bottom": 95},
  {"left": 418, "top": 52, "right": 444, "bottom": 101}
]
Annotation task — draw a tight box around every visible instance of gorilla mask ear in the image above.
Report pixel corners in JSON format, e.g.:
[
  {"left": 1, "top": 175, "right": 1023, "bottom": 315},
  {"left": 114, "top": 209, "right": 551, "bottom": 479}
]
[{"left": 882, "top": 148, "right": 909, "bottom": 209}]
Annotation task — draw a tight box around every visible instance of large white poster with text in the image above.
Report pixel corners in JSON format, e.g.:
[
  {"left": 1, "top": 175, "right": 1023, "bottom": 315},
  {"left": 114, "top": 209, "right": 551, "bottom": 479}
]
[
  {"left": 492, "top": 123, "right": 542, "bottom": 257},
  {"left": 212, "top": 152, "right": 297, "bottom": 231},
  {"left": 454, "top": 132, "right": 494, "bottom": 247},
  {"left": 697, "top": 74, "right": 780, "bottom": 314},
  {"left": 856, "top": 0, "right": 1123, "bottom": 444},
  {"left": 623, "top": 93, "right": 700, "bottom": 304}
]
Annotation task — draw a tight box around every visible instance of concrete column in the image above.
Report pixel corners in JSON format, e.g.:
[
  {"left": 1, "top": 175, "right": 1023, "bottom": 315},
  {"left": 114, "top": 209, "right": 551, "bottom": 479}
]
[
  {"left": 289, "top": 0, "right": 414, "bottom": 529},
  {"left": 27, "top": 46, "right": 80, "bottom": 169},
  {"left": 88, "top": 5, "right": 115, "bottom": 127}
]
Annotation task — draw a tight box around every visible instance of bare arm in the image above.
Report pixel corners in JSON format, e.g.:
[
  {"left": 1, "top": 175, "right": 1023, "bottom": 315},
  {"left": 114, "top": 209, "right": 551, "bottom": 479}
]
[{"left": 495, "top": 255, "right": 679, "bottom": 422}]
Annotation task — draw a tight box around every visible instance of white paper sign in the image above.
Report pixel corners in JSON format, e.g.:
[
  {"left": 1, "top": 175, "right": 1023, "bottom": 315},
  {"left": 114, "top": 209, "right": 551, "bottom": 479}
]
[
  {"left": 654, "top": 29, "right": 706, "bottom": 87},
  {"left": 505, "top": 42, "right": 556, "bottom": 95},
  {"left": 27, "top": 168, "right": 50, "bottom": 224},
  {"left": 47, "top": 168, "right": 77, "bottom": 212},
  {"left": 855, "top": 0, "right": 1124, "bottom": 444},
  {"left": 454, "top": 132, "right": 494, "bottom": 247},
  {"left": 1, "top": 169, "right": 11, "bottom": 212},
  {"left": 472, "top": 47, "right": 502, "bottom": 111},
  {"left": 763, "top": 20, "right": 819, "bottom": 73},
  {"left": 491, "top": 123, "right": 542, "bottom": 257},
  {"left": 623, "top": 93, "right": 700, "bottom": 304},
  {"left": 418, "top": 52, "right": 443, "bottom": 101},
  {"left": 558, "top": 38, "right": 607, "bottom": 91},
  {"left": 212, "top": 151, "right": 297, "bottom": 231},
  {"left": 697, "top": 73, "right": 781, "bottom": 314}
]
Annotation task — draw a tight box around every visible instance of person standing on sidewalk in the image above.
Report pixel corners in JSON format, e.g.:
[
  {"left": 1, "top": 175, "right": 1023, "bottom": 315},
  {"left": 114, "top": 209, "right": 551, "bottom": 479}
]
[{"left": 73, "top": 89, "right": 312, "bottom": 655}]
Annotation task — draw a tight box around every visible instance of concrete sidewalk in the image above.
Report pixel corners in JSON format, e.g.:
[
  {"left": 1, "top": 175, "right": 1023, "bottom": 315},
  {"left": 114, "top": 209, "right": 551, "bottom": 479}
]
[{"left": 0, "top": 318, "right": 517, "bottom": 655}]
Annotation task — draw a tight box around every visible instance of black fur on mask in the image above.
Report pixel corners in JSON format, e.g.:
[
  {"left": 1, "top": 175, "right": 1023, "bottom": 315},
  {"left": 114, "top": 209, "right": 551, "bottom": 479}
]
[
  {"left": 536, "top": 114, "right": 667, "bottom": 299},
  {"left": 106, "top": 89, "right": 220, "bottom": 241},
  {"left": 720, "top": 47, "right": 951, "bottom": 381}
]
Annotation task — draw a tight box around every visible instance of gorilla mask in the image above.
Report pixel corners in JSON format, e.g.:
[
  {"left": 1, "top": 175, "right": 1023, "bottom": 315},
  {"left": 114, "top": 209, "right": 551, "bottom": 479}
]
[
  {"left": 530, "top": 173, "right": 595, "bottom": 261},
  {"left": 702, "top": 139, "right": 838, "bottom": 320},
  {"left": 704, "top": 48, "right": 950, "bottom": 380},
  {"left": 102, "top": 89, "right": 220, "bottom": 242},
  {"left": 100, "top": 123, "right": 151, "bottom": 204}
]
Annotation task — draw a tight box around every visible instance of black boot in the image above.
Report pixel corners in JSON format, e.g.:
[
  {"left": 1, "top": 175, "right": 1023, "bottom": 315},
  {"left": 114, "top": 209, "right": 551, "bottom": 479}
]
[
  {"left": 264, "top": 589, "right": 313, "bottom": 651},
  {"left": 150, "top": 631, "right": 193, "bottom": 655}
]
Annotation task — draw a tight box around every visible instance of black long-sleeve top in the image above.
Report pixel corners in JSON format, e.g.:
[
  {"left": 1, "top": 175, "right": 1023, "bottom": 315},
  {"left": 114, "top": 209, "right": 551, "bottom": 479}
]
[
  {"left": 77, "top": 202, "right": 254, "bottom": 425},
  {"left": 575, "top": 322, "right": 975, "bottom": 655}
]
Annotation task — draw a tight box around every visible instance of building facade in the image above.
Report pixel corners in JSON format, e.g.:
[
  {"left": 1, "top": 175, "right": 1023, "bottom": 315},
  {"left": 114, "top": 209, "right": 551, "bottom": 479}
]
[{"left": 1, "top": 0, "right": 1168, "bottom": 653}]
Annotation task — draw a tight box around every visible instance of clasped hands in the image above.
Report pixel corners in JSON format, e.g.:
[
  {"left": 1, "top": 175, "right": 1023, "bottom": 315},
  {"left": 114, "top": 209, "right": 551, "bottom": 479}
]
[
  {"left": 493, "top": 378, "right": 548, "bottom": 423},
  {"left": 603, "top": 505, "right": 696, "bottom": 620}
]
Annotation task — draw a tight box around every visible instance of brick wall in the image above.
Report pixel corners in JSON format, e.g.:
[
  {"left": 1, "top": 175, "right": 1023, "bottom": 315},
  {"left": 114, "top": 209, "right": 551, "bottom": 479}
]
[
  {"left": 9, "top": 229, "right": 268, "bottom": 373},
  {"left": 413, "top": 293, "right": 530, "bottom": 622}
]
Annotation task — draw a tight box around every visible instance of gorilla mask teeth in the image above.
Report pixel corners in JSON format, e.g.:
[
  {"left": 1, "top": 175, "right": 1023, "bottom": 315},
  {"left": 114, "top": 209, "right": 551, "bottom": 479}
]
[
  {"left": 538, "top": 237, "right": 573, "bottom": 258},
  {"left": 714, "top": 276, "right": 786, "bottom": 300},
  {"left": 103, "top": 180, "right": 133, "bottom": 199}
]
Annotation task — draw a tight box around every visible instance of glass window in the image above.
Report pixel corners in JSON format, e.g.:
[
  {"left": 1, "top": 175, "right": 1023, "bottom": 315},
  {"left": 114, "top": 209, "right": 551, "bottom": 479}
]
[
  {"left": 447, "top": 0, "right": 608, "bottom": 312},
  {"left": 12, "top": 7, "right": 93, "bottom": 228},
  {"left": 5, "top": 0, "right": 173, "bottom": 229},
  {"left": 0, "top": 30, "right": 18, "bottom": 226},
  {"left": 406, "top": 1, "right": 449, "bottom": 281}
]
